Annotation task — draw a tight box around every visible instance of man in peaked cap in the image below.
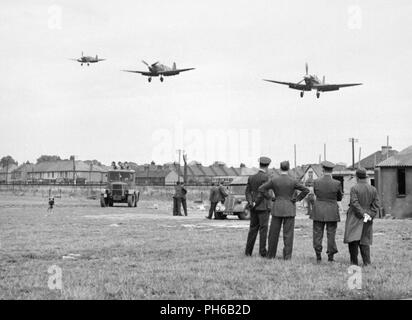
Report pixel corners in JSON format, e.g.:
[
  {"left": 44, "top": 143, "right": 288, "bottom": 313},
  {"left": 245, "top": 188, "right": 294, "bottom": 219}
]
[
  {"left": 245, "top": 156, "right": 272, "bottom": 257},
  {"left": 311, "top": 161, "right": 343, "bottom": 262},
  {"left": 344, "top": 168, "right": 380, "bottom": 266},
  {"left": 257, "top": 160, "right": 309, "bottom": 260}
]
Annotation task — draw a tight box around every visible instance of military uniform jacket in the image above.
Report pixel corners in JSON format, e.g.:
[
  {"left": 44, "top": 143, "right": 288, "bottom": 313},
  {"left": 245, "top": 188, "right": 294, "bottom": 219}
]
[
  {"left": 173, "top": 185, "right": 184, "bottom": 199},
  {"left": 344, "top": 181, "right": 380, "bottom": 245},
  {"left": 257, "top": 174, "right": 309, "bottom": 217},
  {"left": 209, "top": 186, "right": 219, "bottom": 202},
  {"left": 311, "top": 175, "right": 343, "bottom": 222},
  {"left": 245, "top": 170, "right": 270, "bottom": 211},
  {"left": 217, "top": 185, "right": 228, "bottom": 202}
]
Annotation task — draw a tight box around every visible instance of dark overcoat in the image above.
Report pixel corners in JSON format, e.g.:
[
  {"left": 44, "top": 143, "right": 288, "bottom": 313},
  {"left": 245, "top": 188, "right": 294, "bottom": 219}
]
[
  {"left": 311, "top": 175, "right": 343, "bottom": 222},
  {"left": 209, "top": 186, "right": 219, "bottom": 203},
  {"left": 344, "top": 181, "right": 380, "bottom": 245}
]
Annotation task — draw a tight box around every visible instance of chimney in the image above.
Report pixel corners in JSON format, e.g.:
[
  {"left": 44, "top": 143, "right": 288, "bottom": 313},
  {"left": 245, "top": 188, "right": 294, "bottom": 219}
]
[{"left": 381, "top": 145, "right": 392, "bottom": 155}]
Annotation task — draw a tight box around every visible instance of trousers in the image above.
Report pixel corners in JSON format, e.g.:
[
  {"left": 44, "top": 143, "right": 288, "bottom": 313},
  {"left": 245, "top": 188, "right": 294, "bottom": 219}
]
[
  {"left": 267, "top": 216, "right": 295, "bottom": 260},
  {"left": 245, "top": 210, "right": 270, "bottom": 257}
]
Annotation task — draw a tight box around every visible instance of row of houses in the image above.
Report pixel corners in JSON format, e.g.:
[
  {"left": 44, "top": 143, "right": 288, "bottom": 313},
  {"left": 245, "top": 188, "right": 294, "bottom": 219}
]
[
  {"left": 0, "top": 161, "right": 110, "bottom": 184},
  {"left": 2, "top": 145, "right": 411, "bottom": 217}
]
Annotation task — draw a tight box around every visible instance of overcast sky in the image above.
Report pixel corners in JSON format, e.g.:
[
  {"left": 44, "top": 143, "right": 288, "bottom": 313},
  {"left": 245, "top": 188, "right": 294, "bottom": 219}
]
[{"left": 1, "top": 0, "right": 411, "bottom": 168}]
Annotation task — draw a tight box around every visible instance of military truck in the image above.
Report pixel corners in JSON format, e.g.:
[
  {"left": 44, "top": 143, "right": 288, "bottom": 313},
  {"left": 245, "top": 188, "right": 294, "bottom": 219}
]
[{"left": 100, "top": 169, "right": 139, "bottom": 207}]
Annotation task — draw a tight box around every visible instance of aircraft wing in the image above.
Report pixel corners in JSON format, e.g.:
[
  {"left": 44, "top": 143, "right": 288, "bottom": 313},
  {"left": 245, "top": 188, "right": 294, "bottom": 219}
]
[
  {"left": 315, "top": 83, "right": 362, "bottom": 92},
  {"left": 121, "top": 70, "right": 152, "bottom": 76},
  {"left": 263, "top": 79, "right": 308, "bottom": 90},
  {"left": 160, "top": 68, "right": 195, "bottom": 76}
]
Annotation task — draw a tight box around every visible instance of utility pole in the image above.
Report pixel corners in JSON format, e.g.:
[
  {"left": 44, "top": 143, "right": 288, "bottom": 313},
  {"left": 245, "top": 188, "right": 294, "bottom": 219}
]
[
  {"left": 324, "top": 143, "right": 326, "bottom": 161},
  {"left": 294, "top": 144, "right": 297, "bottom": 179},
  {"left": 183, "top": 153, "right": 188, "bottom": 184},
  {"left": 358, "top": 147, "right": 362, "bottom": 168},
  {"left": 348, "top": 138, "right": 359, "bottom": 169},
  {"left": 71, "top": 155, "right": 76, "bottom": 185},
  {"left": 386, "top": 135, "right": 390, "bottom": 159},
  {"left": 176, "top": 149, "right": 184, "bottom": 182},
  {"left": 5, "top": 158, "right": 9, "bottom": 184}
]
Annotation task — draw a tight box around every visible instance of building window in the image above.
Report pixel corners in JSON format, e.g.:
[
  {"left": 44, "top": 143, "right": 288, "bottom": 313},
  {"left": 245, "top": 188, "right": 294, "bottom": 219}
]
[
  {"left": 397, "top": 168, "right": 406, "bottom": 196},
  {"left": 370, "top": 178, "right": 375, "bottom": 187}
]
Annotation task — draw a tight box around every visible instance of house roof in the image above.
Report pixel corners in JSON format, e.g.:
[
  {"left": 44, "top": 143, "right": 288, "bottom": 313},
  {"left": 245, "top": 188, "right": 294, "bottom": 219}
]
[
  {"left": 377, "top": 146, "right": 412, "bottom": 167},
  {"left": 350, "top": 148, "right": 398, "bottom": 169},
  {"left": 30, "top": 160, "right": 107, "bottom": 172},
  {"left": 12, "top": 163, "right": 35, "bottom": 173},
  {"left": 135, "top": 169, "right": 173, "bottom": 178},
  {"left": 0, "top": 164, "right": 18, "bottom": 173}
]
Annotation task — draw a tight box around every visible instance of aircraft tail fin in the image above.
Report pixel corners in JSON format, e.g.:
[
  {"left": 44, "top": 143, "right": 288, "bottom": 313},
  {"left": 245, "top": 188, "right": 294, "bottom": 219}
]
[{"left": 173, "top": 62, "right": 176, "bottom": 70}]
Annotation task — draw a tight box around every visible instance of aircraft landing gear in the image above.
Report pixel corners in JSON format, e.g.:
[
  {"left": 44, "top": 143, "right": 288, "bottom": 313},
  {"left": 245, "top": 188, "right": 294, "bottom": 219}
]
[
  {"left": 316, "top": 92, "right": 320, "bottom": 99},
  {"left": 148, "top": 77, "right": 152, "bottom": 83},
  {"left": 87, "top": 63, "right": 90, "bottom": 66},
  {"left": 81, "top": 63, "right": 83, "bottom": 66},
  {"left": 160, "top": 76, "right": 164, "bottom": 82},
  {"left": 300, "top": 91, "right": 304, "bottom": 98}
]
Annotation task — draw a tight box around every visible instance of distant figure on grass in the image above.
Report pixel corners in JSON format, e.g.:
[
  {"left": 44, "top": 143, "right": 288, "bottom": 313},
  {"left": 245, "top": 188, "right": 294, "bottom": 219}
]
[
  {"left": 181, "top": 182, "right": 188, "bottom": 216},
  {"left": 206, "top": 183, "right": 219, "bottom": 219},
  {"left": 47, "top": 197, "right": 55, "bottom": 214},
  {"left": 172, "top": 181, "right": 184, "bottom": 216}
]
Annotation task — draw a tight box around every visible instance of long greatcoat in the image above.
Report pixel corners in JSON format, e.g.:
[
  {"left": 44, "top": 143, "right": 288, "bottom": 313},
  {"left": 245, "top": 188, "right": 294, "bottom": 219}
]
[{"left": 344, "top": 180, "right": 380, "bottom": 245}]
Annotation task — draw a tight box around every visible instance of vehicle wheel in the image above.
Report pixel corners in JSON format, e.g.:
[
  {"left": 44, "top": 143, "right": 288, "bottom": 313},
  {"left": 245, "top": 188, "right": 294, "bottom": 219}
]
[
  {"left": 127, "top": 195, "right": 134, "bottom": 207},
  {"left": 316, "top": 92, "right": 320, "bottom": 98},
  {"left": 100, "top": 196, "right": 106, "bottom": 207},
  {"left": 160, "top": 77, "right": 164, "bottom": 82},
  {"left": 148, "top": 77, "right": 152, "bottom": 82},
  {"left": 238, "top": 208, "right": 251, "bottom": 220},
  {"left": 215, "top": 212, "right": 226, "bottom": 220}
]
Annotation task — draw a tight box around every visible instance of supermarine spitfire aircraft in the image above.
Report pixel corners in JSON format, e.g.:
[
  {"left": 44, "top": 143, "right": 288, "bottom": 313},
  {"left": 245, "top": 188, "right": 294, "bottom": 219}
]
[
  {"left": 121, "top": 60, "right": 195, "bottom": 82},
  {"left": 263, "top": 63, "right": 362, "bottom": 98},
  {"left": 70, "top": 52, "right": 106, "bottom": 66}
]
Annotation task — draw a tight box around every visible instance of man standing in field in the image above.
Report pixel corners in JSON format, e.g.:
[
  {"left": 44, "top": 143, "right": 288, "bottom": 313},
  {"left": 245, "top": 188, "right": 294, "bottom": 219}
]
[
  {"left": 344, "top": 168, "right": 380, "bottom": 266},
  {"left": 311, "top": 161, "right": 343, "bottom": 263},
  {"left": 217, "top": 181, "right": 228, "bottom": 204},
  {"left": 206, "top": 183, "right": 219, "bottom": 219},
  {"left": 257, "top": 161, "right": 309, "bottom": 260},
  {"left": 172, "top": 181, "right": 183, "bottom": 216},
  {"left": 181, "top": 182, "right": 188, "bottom": 216},
  {"left": 245, "top": 156, "right": 271, "bottom": 257}
]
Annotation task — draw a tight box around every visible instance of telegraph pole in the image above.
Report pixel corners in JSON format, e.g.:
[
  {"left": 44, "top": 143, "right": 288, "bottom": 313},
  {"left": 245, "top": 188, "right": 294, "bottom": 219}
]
[
  {"left": 324, "top": 143, "right": 326, "bottom": 161},
  {"left": 386, "top": 135, "right": 390, "bottom": 159},
  {"left": 176, "top": 149, "right": 184, "bottom": 182},
  {"left": 294, "top": 144, "right": 297, "bottom": 179},
  {"left": 348, "top": 138, "right": 359, "bottom": 169}
]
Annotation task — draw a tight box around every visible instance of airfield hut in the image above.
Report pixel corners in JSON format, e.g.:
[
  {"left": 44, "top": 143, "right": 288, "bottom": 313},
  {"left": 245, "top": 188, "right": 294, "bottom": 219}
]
[{"left": 375, "top": 145, "right": 412, "bottom": 218}]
